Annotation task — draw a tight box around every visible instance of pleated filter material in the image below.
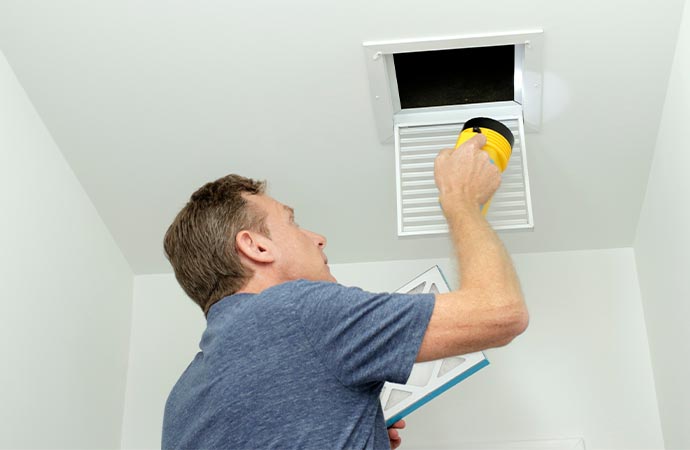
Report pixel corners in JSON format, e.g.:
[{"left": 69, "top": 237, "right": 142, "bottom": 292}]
[{"left": 394, "top": 115, "right": 533, "bottom": 236}]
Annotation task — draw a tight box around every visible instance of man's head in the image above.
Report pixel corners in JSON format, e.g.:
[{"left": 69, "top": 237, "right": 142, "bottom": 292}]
[
  {"left": 164, "top": 174, "right": 334, "bottom": 315},
  {"left": 236, "top": 194, "right": 335, "bottom": 288}
]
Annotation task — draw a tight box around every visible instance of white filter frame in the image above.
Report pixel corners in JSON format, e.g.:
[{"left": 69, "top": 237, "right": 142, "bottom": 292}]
[{"left": 380, "top": 266, "right": 489, "bottom": 426}]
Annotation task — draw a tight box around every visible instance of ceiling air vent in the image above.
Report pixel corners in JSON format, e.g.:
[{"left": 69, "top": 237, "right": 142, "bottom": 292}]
[
  {"left": 395, "top": 107, "right": 532, "bottom": 234},
  {"left": 363, "top": 31, "right": 542, "bottom": 235}
]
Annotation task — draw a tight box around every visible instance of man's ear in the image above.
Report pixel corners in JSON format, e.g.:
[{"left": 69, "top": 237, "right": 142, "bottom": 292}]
[{"left": 235, "top": 230, "right": 275, "bottom": 264}]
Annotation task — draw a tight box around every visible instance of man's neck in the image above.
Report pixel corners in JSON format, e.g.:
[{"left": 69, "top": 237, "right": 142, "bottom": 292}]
[{"left": 236, "top": 273, "right": 285, "bottom": 294}]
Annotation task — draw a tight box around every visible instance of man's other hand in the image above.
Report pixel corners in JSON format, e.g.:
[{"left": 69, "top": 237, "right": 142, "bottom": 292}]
[{"left": 388, "top": 419, "right": 406, "bottom": 449}]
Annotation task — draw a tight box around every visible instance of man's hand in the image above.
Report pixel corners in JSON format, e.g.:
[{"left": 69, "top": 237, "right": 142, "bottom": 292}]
[
  {"left": 434, "top": 133, "right": 501, "bottom": 216},
  {"left": 388, "top": 419, "right": 406, "bottom": 449}
]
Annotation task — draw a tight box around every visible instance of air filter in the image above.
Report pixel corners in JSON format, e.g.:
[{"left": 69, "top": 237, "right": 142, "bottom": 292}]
[{"left": 380, "top": 265, "right": 489, "bottom": 426}]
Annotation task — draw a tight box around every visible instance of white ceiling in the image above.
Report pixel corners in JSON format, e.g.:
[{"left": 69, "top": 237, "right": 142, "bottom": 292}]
[{"left": 0, "top": 0, "right": 685, "bottom": 274}]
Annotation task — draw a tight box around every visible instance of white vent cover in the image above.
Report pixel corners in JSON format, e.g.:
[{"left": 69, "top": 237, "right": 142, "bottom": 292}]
[
  {"left": 395, "top": 109, "right": 534, "bottom": 235},
  {"left": 363, "top": 31, "right": 541, "bottom": 235}
]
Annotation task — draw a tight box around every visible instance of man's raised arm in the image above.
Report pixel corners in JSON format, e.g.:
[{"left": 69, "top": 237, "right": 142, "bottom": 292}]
[{"left": 416, "top": 133, "right": 529, "bottom": 363}]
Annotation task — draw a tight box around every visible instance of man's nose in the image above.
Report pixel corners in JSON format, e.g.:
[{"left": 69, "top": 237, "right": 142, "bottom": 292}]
[{"left": 306, "top": 229, "right": 327, "bottom": 249}]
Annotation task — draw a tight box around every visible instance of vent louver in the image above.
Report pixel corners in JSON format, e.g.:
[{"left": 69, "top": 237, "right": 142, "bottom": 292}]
[{"left": 395, "top": 114, "right": 533, "bottom": 236}]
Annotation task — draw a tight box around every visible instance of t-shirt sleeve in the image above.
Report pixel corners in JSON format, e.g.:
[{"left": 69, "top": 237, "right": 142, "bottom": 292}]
[{"left": 288, "top": 280, "right": 435, "bottom": 390}]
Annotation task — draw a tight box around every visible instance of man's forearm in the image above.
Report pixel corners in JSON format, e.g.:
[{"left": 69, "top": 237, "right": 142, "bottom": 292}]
[{"left": 444, "top": 200, "right": 526, "bottom": 315}]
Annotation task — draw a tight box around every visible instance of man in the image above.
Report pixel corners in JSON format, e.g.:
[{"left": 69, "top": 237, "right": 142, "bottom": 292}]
[{"left": 162, "top": 134, "right": 528, "bottom": 449}]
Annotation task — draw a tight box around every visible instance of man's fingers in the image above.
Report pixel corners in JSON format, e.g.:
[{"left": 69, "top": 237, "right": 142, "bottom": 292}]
[
  {"left": 459, "top": 133, "right": 487, "bottom": 152},
  {"left": 391, "top": 419, "right": 406, "bottom": 429},
  {"left": 437, "top": 148, "right": 453, "bottom": 158},
  {"left": 388, "top": 420, "right": 405, "bottom": 449},
  {"left": 388, "top": 428, "right": 402, "bottom": 450}
]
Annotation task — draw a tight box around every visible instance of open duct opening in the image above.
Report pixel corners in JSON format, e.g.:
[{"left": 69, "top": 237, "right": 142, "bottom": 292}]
[{"left": 394, "top": 45, "right": 516, "bottom": 108}]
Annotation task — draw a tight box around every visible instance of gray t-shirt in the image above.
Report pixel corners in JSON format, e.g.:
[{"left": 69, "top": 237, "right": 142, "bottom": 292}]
[{"left": 162, "top": 279, "right": 435, "bottom": 449}]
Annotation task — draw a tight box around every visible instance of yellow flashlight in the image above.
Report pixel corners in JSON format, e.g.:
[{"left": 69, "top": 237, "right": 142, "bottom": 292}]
[{"left": 454, "top": 117, "right": 514, "bottom": 216}]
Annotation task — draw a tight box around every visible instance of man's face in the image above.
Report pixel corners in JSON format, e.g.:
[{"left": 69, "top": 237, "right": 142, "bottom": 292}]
[{"left": 247, "top": 194, "right": 336, "bottom": 283}]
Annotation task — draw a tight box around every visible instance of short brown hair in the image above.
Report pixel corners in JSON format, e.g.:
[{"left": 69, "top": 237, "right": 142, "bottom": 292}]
[{"left": 164, "top": 174, "right": 268, "bottom": 315}]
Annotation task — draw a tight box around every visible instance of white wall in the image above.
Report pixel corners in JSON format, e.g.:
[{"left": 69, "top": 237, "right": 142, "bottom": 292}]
[
  {"left": 0, "top": 50, "right": 133, "bottom": 449},
  {"left": 634, "top": 1, "right": 690, "bottom": 448},
  {"left": 122, "top": 248, "right": 663, "bottom": 450},
  {"left": 121, "top": 275, "right": 206, "bottom": 450}
]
